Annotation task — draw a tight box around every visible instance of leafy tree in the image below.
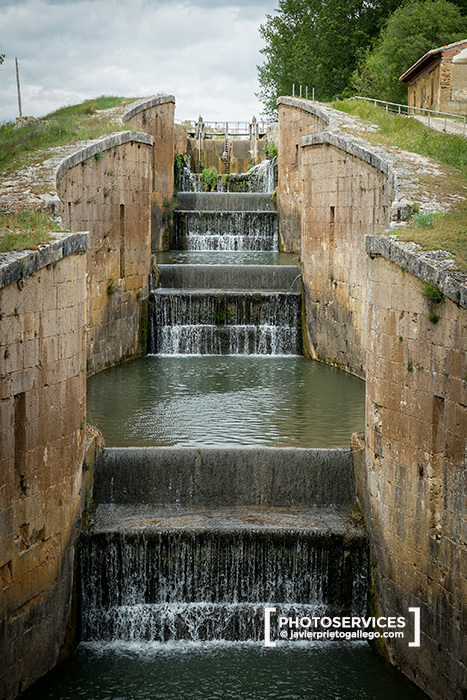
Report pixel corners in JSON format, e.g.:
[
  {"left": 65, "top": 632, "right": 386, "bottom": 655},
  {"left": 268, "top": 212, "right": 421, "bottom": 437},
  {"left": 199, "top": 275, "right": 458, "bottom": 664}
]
[
  {"left": 257, "top": 0, "right": 404, "bottom": 116},
  {"left": 351, "top": 0, "right": 467, "bottom": 103}
]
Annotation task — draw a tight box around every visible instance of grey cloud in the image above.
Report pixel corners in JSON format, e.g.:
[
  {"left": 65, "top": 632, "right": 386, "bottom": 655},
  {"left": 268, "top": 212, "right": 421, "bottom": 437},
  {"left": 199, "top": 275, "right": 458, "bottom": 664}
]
[{"left": 0, "top": 0, "right": 277, "bottom": 122}]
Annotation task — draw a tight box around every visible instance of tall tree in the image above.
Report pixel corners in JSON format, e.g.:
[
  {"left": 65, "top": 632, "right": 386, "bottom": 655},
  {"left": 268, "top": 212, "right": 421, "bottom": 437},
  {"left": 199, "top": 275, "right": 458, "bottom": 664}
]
[
  {"left": 257, "top": 0, "right": 404, "bottom": 116},
  {"left": 351, "top": 0, "right": 467, "bottom": 103}
]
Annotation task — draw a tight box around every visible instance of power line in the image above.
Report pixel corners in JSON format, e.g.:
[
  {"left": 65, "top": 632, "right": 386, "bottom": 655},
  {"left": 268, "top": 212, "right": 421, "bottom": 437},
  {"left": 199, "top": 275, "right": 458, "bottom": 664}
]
[{"left": 18, "top": 61, "right": 55, "bottom": 93}]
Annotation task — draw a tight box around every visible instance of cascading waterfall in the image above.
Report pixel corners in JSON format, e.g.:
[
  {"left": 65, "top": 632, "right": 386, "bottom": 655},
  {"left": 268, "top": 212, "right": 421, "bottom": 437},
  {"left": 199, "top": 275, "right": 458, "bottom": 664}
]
[
  {"left": 149, "top": 291, "right": 302, "bottom": 355},
  {"left": 174, "top": 211, "right": 278, "bottom": 251},
  {"left": 177, "top": 158, "right": 277, "bottom": 194},
  {"left": 179, "top": 165, "right": 203, "bottom": 193},
  {"left": 156, "top": 185, "right": 296, "bottom": 355},
  {"left": 80, "top": 530, "right": 368, "bottom": 643},
  {"left": 216, "top": 158, "right": 278, "bottom": 193}
]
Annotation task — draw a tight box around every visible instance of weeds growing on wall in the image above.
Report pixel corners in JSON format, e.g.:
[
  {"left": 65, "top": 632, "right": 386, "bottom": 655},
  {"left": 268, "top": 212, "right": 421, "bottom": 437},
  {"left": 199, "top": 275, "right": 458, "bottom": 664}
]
[
  {"left": 423, "top": 283, "right": 444, "bottom": 324},
  {"left": 263, "top": 139, "right": 278, "bottom": 159},
  {"left": 162, "top": 197, "right": 177, "bottom": 223},
  {"left": 0, "top": 209, "right": 67, "bottom": 252},
  {"left": 423, "top": 283, "right": 444, "bottom": 305}
]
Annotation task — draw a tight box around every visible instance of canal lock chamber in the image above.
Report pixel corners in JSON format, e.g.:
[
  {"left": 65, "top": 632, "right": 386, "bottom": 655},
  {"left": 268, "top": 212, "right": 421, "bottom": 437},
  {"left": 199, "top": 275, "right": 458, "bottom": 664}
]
[
  {"left": 84, "top": 159, "right": 367, "bottom": 649},
  {"left": 62, "top": 157, "right": 428, "bottom": 700}
]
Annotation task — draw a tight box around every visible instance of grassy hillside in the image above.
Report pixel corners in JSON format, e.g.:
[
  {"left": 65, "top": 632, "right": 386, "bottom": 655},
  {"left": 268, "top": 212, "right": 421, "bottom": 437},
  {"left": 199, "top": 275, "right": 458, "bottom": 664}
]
[{"left": 0, "top": 95, "right": 138, "bottom": 176}]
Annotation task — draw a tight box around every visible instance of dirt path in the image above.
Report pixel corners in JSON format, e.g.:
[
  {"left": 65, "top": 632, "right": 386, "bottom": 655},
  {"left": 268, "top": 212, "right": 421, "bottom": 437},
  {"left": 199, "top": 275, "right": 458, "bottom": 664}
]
[{"left": 413, "top": 114, "right": 466, "bottom": 137}]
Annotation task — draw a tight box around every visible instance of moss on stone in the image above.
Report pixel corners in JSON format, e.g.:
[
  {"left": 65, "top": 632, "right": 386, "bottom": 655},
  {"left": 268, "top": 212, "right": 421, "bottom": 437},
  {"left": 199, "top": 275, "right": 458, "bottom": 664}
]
[
  {"left": 367, "top": 561, "right": 390, "bottom": 662},
  {"left": 138, "top": 298, "right": 149, "bottom": 350},
  {"left": 300, "top": 282, "right": 313, "bottom": 359}
]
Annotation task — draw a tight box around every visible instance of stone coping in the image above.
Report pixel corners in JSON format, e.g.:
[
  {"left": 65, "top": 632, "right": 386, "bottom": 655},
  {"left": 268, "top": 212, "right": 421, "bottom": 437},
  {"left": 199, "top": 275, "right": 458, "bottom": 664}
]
[
  {"left": 0, "top": 231, "right": 88, "bottom": 290},
  {"left": 55, "top": 131, "right": 154, "bottom": 183},
  {"left": 277, "top": 96, "right": 331, "bottom": 129},
  {"left": 122, "top": 95, "right": 176, "bottom": 122},
  {"left": 366, "top": 235, "right": 467, "bottom": 309},
  {"left": 301, "top": 132, "right": 396, "bottom": 186},
  {"left": 278, "top": 97, "right": 403, "bottom": 213}
]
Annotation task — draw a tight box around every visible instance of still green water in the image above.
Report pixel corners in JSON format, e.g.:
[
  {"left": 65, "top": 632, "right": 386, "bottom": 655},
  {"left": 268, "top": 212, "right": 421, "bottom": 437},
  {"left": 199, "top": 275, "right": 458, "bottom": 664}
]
[
  {"left": 86, "top": 355, "right": 365, "bottom": 447},
  {"left": 24, "top": 641, "right": 427, "bottom": 700}
]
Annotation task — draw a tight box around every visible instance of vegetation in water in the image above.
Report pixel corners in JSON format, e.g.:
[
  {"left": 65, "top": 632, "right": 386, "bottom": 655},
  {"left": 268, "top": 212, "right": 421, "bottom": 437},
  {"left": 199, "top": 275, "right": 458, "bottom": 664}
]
[
  {"left": 174, "top": 151, "right": 190, "bottom": 189},
  {"left": 201, "top": 167, "right": 218, "bottom": 192}
]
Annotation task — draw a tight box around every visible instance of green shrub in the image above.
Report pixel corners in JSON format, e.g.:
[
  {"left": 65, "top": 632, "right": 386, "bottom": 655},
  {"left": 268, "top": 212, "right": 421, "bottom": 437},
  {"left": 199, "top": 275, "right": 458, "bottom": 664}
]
[
  {"left": 412, "top": 212, "right": 434, "bottom": 228},
  {"left": 263, "top": 139, "right": 278, "bottom": 159},
  {"left": 201, "top": 167, "right": 218, "bottom": 192},
  {"left": 423, "top": 283, "right": 444, "bottom": 304}
]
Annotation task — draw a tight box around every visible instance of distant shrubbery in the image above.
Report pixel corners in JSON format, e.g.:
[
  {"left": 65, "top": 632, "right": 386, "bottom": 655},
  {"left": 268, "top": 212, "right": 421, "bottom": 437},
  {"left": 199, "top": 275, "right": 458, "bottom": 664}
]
[{"left": 257, "top": 0, "right": 467, "bottom": 114}]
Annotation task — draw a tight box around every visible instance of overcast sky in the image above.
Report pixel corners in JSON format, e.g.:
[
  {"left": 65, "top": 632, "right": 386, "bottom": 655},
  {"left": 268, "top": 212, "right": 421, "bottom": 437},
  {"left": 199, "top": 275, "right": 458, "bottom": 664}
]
[{"left": 0, "top": 0, "right": 278, "bottom": 123}]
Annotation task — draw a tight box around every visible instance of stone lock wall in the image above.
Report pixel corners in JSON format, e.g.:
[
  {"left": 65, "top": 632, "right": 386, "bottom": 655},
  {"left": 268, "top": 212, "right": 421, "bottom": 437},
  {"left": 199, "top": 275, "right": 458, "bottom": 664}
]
[
  {"left": 174, "top": 123, "right": 188, "bottom": 159},
  {"left": 123, "top": 96, "right": 175, "bottom": 251},
  {"left": 277, "top": 97, "right": 329, "bottom": 253},
  {"left": 300, "top": 133, "right": 394, "bottom": 378},
  {"left": 278, "top": 97, "right": 467, "bottom": 699},
  {"left": 363, "top": 239, "right": 467, "bottom": 700},
  {"left": 0, "top": 234, "right": 88, "bottom": 699},
  {"left": 56, "top": 132, "right": 154, "bottom": 375}
]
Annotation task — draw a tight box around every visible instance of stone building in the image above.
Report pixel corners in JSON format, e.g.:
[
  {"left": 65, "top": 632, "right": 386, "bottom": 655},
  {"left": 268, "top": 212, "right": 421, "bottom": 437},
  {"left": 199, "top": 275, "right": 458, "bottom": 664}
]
[{"left": 399, "top": 39, "right": 467, "bottom": 114}]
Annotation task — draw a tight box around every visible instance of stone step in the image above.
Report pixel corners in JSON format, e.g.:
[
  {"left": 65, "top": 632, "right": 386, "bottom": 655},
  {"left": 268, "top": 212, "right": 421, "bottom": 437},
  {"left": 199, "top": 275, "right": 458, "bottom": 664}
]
[
  {"left": 176, "top": 192, "right": 276, "bottom": 212},
  {"left": 90, "top": 503, "right": 364, "bottom": 536},
  {"left": 80, "top": 507, "right": 369, "bottom": 642},
  {"left": 156, "top": 264, "right": 301, "bottom": 291},
  {"left": 173, "top": 210, "right": 278, "bottom": 252},
  {"left": 93, "top": 446, "right": 356, "bottom": 508}
]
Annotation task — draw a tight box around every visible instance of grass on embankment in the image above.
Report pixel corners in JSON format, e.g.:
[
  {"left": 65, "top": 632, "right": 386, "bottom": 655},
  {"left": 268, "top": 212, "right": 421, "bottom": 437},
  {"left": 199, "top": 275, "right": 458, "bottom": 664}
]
[
  {"left": 0, "top": 210, "right": 68, "bottom": 253},
  {"left": 332, "top": 99, "right": 467, "bottom": 272},
  {"left": 0, "top": 95, "right": 139, "bottom": 176}
]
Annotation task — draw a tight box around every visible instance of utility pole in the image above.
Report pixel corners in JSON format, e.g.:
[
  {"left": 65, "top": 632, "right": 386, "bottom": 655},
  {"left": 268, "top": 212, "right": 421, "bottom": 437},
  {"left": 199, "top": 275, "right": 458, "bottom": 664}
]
[{"left": 15, "top": 57, "right": 22, "bottom": 119}]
